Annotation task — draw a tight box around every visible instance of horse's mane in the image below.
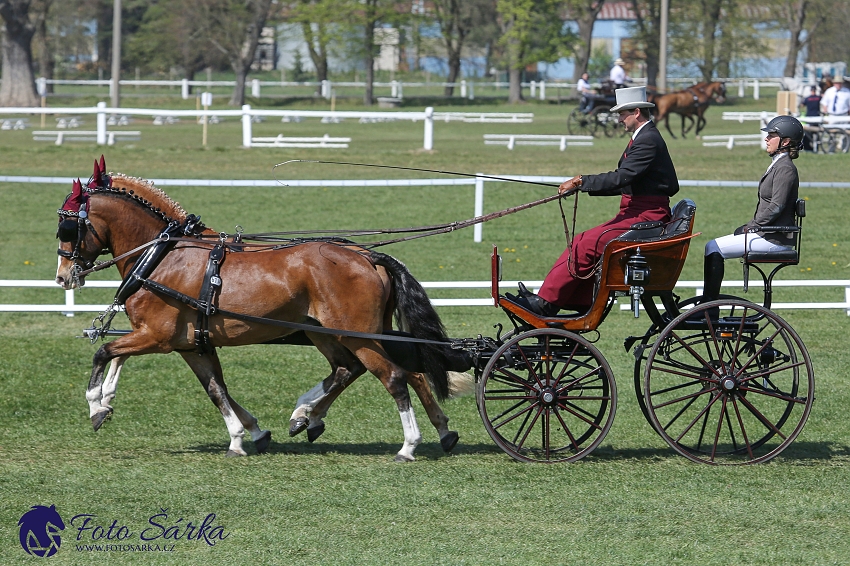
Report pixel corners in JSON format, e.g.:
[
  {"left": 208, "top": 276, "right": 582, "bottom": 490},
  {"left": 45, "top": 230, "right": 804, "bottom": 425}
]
[{"left": 105, "top": 173, "right": 188, "bottom": 223}]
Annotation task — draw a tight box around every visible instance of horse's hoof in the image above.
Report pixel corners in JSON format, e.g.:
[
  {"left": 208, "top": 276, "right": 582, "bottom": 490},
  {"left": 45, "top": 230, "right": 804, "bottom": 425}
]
[
  {"left": 254, "top": 430, "right": 272, "bottom": 453},
  {"left": 306, "top": 422, "right": 325, "bottom": 443},
  {"left": 289, "top": 418, "right": 308, "bottom": 437},
  {"left": 440, "top": 431, "right": 459, "bottom": 452},
  {"left": 393, "top": 453, "right": 415, "bottom": 463},
  {"left": 91, "top": 409, "right": 112, "bottom": 431},
  {"left": 225, "top": 449, "right": 246, "bottom": 458}
]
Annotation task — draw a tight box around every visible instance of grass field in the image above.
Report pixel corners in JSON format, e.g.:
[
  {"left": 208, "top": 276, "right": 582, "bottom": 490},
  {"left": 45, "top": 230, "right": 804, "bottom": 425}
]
[{"left": 1, "top": 92, "right": 849, "bottom": 564}]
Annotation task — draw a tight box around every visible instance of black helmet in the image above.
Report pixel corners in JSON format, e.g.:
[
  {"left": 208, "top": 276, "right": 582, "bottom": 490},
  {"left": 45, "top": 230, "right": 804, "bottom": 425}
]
[{"left": 761, "top": 115, "right": 804, "bottom": 149}]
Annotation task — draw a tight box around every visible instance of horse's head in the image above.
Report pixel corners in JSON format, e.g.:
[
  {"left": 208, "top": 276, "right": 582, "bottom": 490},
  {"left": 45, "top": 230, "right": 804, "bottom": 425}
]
[
  {"left": 712, "top": 81, "right": 727, "bottom": 104},
  {"left": 55, "top": 165, "right": 109, "bottom": 289}
]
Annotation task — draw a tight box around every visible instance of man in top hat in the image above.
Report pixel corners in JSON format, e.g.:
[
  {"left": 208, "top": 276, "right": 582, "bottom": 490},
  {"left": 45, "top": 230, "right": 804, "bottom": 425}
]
[
  {"left": 514, "top": 86, "right": 679, "bottom": 316},
  {"left": 610, "top": 58, "right": 628, "bottom": 89}
]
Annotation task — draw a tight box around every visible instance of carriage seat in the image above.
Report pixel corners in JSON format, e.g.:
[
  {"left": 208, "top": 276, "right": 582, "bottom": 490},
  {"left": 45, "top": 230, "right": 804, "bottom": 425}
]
[
  {"left": 741, "top": 198, "right": 805, "bottom": 294},
  {"left": 616, "top": 198, "right": 697, "bottom": 242}
]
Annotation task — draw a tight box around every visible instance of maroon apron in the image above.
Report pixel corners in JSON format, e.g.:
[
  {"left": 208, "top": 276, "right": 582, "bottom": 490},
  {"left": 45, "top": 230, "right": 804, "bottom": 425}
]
[{"left": 537, "top": 195, "right": 671, "bottom": 310}]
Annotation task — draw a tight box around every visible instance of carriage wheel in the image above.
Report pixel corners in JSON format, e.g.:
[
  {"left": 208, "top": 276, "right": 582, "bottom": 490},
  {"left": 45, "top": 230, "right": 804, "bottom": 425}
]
[
  {"left": 567, "top": 107, "right": 598, "bottom": 137},
  {"left": 591, "top": 108, "right": 618, "bottom": 138},
  {"left": 643, "top": 299, "right": 814, "bottom": 465},
  {"left": 478, "top": 328, "right": 617, "bottom": 463}
]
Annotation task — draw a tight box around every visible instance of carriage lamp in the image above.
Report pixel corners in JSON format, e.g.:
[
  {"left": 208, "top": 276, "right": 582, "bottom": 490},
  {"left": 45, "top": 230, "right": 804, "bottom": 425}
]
[{"left": 625, "top": 248, "right": 651, "bottom": 318}]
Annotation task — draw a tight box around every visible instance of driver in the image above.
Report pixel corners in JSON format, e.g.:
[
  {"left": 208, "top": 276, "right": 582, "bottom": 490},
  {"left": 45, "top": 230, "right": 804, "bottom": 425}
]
[
  {"left": 512, "top": 86, "right": 679, "bottom": 316},
  {"left": 698, "top": 115, "right": 803, "bottom": 306}
]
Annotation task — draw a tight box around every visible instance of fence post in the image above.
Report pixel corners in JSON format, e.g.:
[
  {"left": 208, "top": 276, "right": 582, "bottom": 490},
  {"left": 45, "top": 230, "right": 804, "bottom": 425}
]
[
  {"left": 242, "top": 104, "right": 252, "bottom": 148},
  {"left": 461, "top": 80, "right": 467, "bottom": 98},
  {"left": 738, "top": 79, "right": 745, "bottom": 98},
  {"left": 96, "top": 101, "right": 107, "bottom": 145},
  {"left": 398, "top": 81, "right": 403, "bottom": 100},
  {"left": 845, "top": 285, "right": 850, "bottom": 316},
  {"left": 539, "top": 80, "right": 546, "bottom": 100},
  {"left": 423, "top": 106, "right": 434, "bottom": 150},
  {"left": 530, "top": 80, "right": 537, "bottom": 98},
  {"left": 251, "top": 79, "right": 260, "bottom": 98},
  {"left": 181, "top": 78, "right": 189, "bottom": 99},
  {"left": 753, "top": 79, "right": 760, "bottom": 100},
  {"left": 391, "top": 80, "right": 398, "bottom": 98},
  {"left": 36, "top": 77, "right": 47, "bottom": 97},
  {"left": 469, "top": 81, "right": 475, "bottom": 100},
  {"left": 474, "top": 175, "right": 484, "bottom": 243},
  {"left": 63, "top": 289, "right": 75, "bottom": 317}
]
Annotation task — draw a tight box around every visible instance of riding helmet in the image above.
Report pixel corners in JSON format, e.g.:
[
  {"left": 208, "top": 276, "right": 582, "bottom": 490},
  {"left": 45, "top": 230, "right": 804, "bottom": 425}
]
[{"left": 761, "top": 115, "right": 804, "bottom": 148}]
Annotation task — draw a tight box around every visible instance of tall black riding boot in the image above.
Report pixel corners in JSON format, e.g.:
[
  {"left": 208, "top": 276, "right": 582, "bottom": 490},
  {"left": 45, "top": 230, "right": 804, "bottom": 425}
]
[{"left": 703, "top": 252, "right": 725, "bottom": 302}]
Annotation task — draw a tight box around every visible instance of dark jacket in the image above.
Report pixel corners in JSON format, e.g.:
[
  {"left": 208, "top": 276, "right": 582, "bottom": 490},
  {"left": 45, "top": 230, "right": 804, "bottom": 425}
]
[
  {"left": 745, "top": 155, "right": 799, "bottom": 245},
  {"left": 580, "top": 120, "right": 679, "bottom": 198}
]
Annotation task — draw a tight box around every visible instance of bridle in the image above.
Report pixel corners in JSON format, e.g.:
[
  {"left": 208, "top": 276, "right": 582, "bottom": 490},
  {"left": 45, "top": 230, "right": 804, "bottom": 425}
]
[{"left": 57, "top": 199, "right": 108, "bottom": 285}]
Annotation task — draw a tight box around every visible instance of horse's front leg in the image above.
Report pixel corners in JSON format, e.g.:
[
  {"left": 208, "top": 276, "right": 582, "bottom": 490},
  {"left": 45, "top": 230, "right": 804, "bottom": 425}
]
[
  {"left": 180, "top": 350, "right": 267, "bottom": 457},
  {"left": 87, "top": 355, "right": 127, "bottom": 430}
]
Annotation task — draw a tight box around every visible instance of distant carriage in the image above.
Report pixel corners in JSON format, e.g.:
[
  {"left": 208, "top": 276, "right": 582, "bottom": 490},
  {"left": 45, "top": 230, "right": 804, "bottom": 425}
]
[{"left": 567, "top": 80, "right": 627, "bottom": 138}]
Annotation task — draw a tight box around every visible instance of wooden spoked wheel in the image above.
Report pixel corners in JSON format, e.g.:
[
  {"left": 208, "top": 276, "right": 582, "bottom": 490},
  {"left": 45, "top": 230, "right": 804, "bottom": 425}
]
[
  {"left": 567, "top": 107, "right": 599, "bottom": 137},
  {"left": 643, "top": 299, "right": 814, "bottom": 465},
  {"left": 478, "top": 328, "right": 617, "bottom": 463}
]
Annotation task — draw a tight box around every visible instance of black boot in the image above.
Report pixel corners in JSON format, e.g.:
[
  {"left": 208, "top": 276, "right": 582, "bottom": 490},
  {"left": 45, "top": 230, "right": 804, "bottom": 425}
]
[
  {"left": 703, "top": 252, "right": 725, "bottom": 302},
  {"left": 518, "top": 281, "right": 534, "bottom": 298},
  {"left": 688, "top": 253, "right": 724, "bottom": 322},
  {"left": 525, "top": 293, "right": 561, "bottom": 317}
]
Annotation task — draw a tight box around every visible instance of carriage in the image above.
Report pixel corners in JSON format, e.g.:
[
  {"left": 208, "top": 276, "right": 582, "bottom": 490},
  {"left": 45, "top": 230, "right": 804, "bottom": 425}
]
[
  {"left": 467, "top": 197, "right": 813, "bottom": 465},
  {"left": 57, "top": 159, "right": 814, "bottom": 466},
  {"left": 567, "top": 81, "right": 626, "bottom": 138}
]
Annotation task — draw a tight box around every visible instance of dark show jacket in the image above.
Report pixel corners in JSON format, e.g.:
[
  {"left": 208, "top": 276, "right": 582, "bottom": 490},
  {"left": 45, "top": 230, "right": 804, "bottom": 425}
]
[
  {"left": 745, "top": 154, "right": 799, "bottom": 245},
  {"left": 580, "top": 120, "right": 679, "bottom": 198}
]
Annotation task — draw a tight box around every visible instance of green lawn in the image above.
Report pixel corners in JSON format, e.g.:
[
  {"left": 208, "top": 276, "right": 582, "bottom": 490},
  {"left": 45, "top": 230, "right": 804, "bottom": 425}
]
[{"left": 1, "top": 93, "right": 849, "bottom": 564}]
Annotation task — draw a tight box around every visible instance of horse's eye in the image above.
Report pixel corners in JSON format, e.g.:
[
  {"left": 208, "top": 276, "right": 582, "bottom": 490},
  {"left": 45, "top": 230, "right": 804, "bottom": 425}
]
[{"left": 57, "top": 219, "right": 78, "bottom": 242}]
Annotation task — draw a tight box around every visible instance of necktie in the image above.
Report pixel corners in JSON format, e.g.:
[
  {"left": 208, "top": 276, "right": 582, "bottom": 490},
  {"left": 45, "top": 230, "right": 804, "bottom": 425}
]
[
  {"left": 625, "top": 138, "right": 633, "bottom": 157},
  {"left": 833, "top": 94, "right": 837, "bottom": 113}
]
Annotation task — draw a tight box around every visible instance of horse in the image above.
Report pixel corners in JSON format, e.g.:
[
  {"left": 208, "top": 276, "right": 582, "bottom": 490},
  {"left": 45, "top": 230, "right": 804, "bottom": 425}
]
[
  {"left": 55, "top": 158, "right": 472, "bottom": 461},
  {"left": 652, "top": 81, "right": 726, "bottom": 139}
]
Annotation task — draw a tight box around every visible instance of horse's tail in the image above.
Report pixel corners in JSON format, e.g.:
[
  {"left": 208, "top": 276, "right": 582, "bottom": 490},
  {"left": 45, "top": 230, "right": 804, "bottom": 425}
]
[{"left": 370, "top": 251, "right": 471, "bottom": 401}]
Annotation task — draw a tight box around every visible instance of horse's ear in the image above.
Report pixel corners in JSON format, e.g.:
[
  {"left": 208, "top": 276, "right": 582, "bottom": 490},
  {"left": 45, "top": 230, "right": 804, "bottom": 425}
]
[
  {"left": 91, "top": 159, "right": 102, "bottom": 188},
  {"left": 99, "top": 155, "right": 106, "bottom": 174}
]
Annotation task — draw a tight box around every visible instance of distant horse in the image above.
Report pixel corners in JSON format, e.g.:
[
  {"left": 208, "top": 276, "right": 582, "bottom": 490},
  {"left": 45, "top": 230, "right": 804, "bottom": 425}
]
[
  {"left": 55, "top": 159, "right": 471, "bottom": 461},
  {"left": 653, "top": 81, "right": 726, "bottom": 139}
]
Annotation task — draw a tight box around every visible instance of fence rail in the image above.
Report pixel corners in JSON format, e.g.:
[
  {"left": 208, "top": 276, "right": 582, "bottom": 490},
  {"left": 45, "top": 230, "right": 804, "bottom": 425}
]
[{"left": 2, "top": 279, "right": 849, "bottom": 315}]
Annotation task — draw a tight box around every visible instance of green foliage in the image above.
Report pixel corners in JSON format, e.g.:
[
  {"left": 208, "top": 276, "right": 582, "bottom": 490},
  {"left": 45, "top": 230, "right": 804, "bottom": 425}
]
[
  {"left": 587, "top": 45, "right": 613, "bottom": 82},
  {"left": 495, "top": 0, "right": 575, "bottom": 70}
]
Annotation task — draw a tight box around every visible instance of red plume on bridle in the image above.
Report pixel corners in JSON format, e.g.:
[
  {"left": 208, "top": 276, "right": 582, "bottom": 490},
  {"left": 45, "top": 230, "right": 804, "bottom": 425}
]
[
  {"left": 60, "top": 178, "right": 89, "bottom": 215},
  {"left": 88, "top": 154, "right": 111, "bottom": 190}
]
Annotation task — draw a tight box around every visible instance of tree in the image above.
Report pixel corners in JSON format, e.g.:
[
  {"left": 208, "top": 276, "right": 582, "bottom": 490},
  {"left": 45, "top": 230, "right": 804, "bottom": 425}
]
[
  {"left": 495, "top": 0, "right": 573, "bottom": 103},
  {"left": 565, "top": 0, "right": 605, "bottom": 83},
  {"left": 0, "top": 0, "right": 43, "bottom": 106},
  {"left": 628, "top": 0, "right": 660, "bottom": 86},
  {"left": 431, "top": 0, "right": 497, "bottom": 96},
  {"left": 775, "top": 0, "right": 826, "bottom": 77},
  {"left": 197, "top": 0, "right": 276, "bottom": 106},
  {"left": 290, "top": 0, "right": 337, "bottom": 94}
]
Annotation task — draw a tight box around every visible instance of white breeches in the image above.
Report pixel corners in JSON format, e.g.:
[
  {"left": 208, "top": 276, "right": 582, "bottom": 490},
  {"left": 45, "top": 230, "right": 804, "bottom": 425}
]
[{"left": 705, "top": 233, "right": 793, "bottom": 259}]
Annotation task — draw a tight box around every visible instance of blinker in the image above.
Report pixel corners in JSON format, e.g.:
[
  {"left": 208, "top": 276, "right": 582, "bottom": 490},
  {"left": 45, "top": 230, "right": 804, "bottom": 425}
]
[{"left": 57, "top": 218, "right": 78, "bottom": 242}]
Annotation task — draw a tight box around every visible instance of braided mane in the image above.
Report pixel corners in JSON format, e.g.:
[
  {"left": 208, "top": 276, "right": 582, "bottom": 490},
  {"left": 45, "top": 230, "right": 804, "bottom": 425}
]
[{"left": 104, "top": 173, "right": 188, "bottom": 224}]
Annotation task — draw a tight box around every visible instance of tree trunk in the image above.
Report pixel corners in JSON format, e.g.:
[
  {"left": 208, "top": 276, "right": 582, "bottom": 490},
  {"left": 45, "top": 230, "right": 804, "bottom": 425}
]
[
  {"left": 783, "top": 0, "right": 806, "bottom": 77},
  {"left": 572, "top": 1, "right": 605, "bottom": 83},
  {"left": 508, "top": 67, "right": 522, "bottom": 103},
  {"left": 0, "top": 1, "right": 38, "bottom": 107},
  {"left": 227, "top": 0, "right": 273, "bottom": 106},
  {"left": 698, "top": 0, "right": 723, "bottom": 82},
  {"left": 34, "top": 4, "right": 52, "bottom": 93},
  {"left": 364, "top": 16, "right": 375, "bottom": 106},
  {"left": 302, "top": 22, "right": 328, "bottom": 96},
  {"left": 445, "top": 53, "right": 461, "bottom": 97}
]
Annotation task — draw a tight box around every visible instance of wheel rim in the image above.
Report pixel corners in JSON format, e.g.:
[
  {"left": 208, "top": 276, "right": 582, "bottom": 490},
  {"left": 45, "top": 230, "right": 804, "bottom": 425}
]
[
  {"left": 568, "top": 108, "right": 597, "bottom": 137},
  {"left": 478, "top": 328, "right": 617, "bottom": 463},
  {"left": 643, "top": 299, "right": 814, "bottom": 465}
]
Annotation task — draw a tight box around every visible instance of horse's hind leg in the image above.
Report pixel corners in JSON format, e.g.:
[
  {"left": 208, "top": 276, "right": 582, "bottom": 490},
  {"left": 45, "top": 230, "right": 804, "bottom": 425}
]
[
  {"left": 407, "top": 372, "right": 458, "bottom": 452},
  {"left": 346, "top": 339, "right": 422, "bottom": 462},
  {"left": 180, "top": 351, "right": 268, "bottom": 456}
]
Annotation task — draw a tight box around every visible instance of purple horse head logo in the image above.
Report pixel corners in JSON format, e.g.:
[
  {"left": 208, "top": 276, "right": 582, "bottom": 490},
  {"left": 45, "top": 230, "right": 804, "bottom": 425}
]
[{"left": 18, "top": 505, "right": 65, "bottom": 557}]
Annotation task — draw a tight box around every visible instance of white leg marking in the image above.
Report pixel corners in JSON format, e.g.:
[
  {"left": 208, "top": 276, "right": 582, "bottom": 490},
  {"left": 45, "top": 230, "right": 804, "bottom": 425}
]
[
  {"left": 396, "top": 406, "right": 422, "bottom": 462},
  {"left": 222, "top": 407, "right": 247, "bottom": 455},
  {"left": 100, "top": 356, "right": 127, "bottom": 410}
]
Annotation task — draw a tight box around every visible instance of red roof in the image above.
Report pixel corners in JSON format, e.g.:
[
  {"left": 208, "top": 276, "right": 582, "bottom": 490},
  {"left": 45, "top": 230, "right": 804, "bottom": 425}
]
[{"left": 598, "top": 2, "right": 637, "bottom": 20}]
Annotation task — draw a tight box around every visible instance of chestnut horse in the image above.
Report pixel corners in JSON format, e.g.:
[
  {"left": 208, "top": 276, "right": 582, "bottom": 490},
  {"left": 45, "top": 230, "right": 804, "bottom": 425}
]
[
  {"left": 55, "top": 160, "right": 471, "bottom": 461},
  {"left": 653, "top": 81, "right": 726, "bottom": 139}
]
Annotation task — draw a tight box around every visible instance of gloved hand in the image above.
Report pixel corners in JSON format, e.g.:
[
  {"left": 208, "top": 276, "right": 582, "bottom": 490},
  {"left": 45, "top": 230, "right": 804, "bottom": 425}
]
[{"left": 559, "top": 175, "right": 583, "bottom": 194}]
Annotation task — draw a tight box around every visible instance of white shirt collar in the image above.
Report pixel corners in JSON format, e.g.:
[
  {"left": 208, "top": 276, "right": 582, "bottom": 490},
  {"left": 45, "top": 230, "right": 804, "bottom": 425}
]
[
  {"left": 632, "top": 120, "right": 651, "bottom": 140},
  {"left": 765, "top": 151, "right": 787, "bottom": 175}
]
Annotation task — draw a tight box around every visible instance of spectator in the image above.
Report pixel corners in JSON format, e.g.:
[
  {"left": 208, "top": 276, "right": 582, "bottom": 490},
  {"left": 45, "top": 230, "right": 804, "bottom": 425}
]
[
  {"left": 800, "top": 86, "right": 821, "bottom": 117},
  {"left": 610, "top": 58, "right": 628, "bottom": 89},
  {"left": 828, "top": 77, "right": 850, "bottom": 116},
  {"left": 577, "top": 72, "right": 592, "bottom": 112}
]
